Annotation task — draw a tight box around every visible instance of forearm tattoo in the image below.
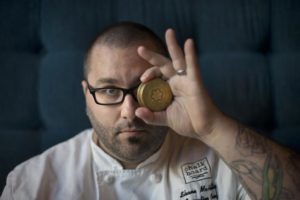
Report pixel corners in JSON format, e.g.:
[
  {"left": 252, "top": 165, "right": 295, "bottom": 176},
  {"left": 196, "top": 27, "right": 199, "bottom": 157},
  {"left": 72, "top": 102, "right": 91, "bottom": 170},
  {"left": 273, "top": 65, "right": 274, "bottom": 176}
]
[
  {"left": 231, "top": 123, "right": 296, "bottom": 199},
  {"left": 231, "top": 160, "right": 262, "bottom": 184},
  {"left": 235, "top": 124, "right": 268, "bottom": 156},
  {"left": 262, "top": 153, "right": 283, "bottom": 199},
  {"left": 231, "top": 160, "right": 261, "bottom": 200},
  {"left": 286, "top": 151, "right": 300, "bottom": 186}
]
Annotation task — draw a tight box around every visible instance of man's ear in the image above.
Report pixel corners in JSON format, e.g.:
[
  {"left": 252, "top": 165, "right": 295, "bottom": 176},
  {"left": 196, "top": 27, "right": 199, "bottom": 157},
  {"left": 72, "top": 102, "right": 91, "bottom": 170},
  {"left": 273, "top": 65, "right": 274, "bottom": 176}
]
[{"left": 81, "top": 80, "right": 88, "bottom": 95}]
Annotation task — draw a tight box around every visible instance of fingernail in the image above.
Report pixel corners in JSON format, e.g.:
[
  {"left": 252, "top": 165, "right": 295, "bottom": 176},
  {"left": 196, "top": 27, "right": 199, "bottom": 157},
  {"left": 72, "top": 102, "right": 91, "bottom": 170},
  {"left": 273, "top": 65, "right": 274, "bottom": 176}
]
[{"left": 140, "top": 74, "right": 145, "bottom": 81}]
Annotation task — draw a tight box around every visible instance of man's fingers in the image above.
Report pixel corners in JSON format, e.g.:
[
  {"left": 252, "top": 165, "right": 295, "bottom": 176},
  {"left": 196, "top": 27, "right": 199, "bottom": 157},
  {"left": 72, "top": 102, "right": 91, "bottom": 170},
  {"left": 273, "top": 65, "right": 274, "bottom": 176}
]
[
  {"left": 165, "top": 29, "right": 186, "bottom": 72},
  {"left": 138, "top": 46, "right": 176, "bottom": 81},
  {"left": 140, "top": 66, "right": 162, "bottom": 82},
  {"left": 140, "top": 65, "right": 175, "bottom": 82},
  {"left": 184, "top": 38, "right": 201, "bottom": 79},
  {"left": 137, "top": 46, "right": 169, "bottom": 66},
  {"left": 138, "top": 30, "right": 200, "bottom": 82}
]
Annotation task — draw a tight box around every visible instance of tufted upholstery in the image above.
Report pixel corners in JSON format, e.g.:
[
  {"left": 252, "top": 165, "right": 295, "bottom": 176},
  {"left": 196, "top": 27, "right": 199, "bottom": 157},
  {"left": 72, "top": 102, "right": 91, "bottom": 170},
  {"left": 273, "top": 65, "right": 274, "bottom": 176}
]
[{"left": 0, "top": 0, "right": 299, "bottom": 192}]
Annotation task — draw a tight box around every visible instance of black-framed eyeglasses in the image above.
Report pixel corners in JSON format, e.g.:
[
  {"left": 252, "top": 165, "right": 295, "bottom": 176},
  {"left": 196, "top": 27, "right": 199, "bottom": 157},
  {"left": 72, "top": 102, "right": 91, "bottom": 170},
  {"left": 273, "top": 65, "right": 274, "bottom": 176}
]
[{"left": 86, "top": 81, "right": 139, "bottom": 105}]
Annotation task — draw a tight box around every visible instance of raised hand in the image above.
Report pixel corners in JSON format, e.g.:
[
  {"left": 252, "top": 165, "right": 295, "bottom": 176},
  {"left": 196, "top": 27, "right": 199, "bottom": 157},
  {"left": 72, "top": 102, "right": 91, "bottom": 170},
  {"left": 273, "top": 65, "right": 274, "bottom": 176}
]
[{"left": 135, "top": 29, "right": 224, "bottom": 138}]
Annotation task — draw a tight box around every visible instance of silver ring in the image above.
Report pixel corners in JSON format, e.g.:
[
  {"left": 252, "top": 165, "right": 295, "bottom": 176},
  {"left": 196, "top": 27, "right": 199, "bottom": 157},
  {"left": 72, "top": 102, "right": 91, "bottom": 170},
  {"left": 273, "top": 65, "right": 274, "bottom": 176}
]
[{"left": 176, "top": 69, "right": 186, "bottom": 76}]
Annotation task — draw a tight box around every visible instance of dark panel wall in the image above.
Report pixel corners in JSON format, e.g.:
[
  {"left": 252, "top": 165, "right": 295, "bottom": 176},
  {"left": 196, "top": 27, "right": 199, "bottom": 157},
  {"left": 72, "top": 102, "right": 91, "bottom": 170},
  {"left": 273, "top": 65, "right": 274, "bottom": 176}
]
[{"left": 0, "top": 0, "right": 299, "bottom": 193}]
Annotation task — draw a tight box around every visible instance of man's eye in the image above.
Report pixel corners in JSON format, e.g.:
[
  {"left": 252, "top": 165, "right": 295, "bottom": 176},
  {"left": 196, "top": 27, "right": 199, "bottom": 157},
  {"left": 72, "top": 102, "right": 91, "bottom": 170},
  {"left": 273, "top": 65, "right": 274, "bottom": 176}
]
[{"left": 101, "top": 89, "right": 121, "bottom": 96}]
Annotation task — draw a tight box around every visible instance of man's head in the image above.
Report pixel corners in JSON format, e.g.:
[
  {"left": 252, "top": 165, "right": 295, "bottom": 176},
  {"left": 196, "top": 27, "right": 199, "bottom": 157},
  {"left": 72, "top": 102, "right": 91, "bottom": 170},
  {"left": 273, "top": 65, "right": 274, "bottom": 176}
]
[
  {"left": 83, "top": 21, "right": 168, "bottom": 80},
  {"left": 82, "top": 22, "right": 169, "bottom": 168}
]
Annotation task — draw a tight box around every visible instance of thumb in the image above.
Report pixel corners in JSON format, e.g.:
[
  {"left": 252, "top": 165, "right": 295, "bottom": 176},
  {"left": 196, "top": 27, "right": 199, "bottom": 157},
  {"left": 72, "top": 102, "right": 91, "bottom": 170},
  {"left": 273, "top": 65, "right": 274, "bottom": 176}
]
[{"left": 135, "top": 107, "right": 167, "bottom": 126}]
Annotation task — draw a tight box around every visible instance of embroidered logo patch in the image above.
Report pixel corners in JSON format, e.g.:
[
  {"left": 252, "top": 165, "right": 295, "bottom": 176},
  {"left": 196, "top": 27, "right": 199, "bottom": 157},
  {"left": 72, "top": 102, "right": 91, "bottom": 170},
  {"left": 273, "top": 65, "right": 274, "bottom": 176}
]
[{"left": 181, "top": 157, "right": 212, "bottom": 184}]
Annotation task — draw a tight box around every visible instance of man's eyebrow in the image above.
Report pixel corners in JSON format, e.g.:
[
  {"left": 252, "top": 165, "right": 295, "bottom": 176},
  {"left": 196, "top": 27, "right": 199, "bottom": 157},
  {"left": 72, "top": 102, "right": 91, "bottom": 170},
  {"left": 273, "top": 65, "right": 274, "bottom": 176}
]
[
  {"left": 95, "top": 78, "right": 119, "bottom": 85},
  {"left": 95, "top": 76, "right": 142, "bottom": 87}
]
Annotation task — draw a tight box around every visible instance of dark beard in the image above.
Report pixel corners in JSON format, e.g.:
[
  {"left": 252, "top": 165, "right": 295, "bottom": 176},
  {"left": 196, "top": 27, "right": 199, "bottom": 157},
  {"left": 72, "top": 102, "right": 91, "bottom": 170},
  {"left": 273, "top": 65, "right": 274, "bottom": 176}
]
[
  {"left": 86, "top": 106, "right": 169, "bottom": 164},
  {"left": 128, "top": 136, "right": 142, "bottom": 144}
]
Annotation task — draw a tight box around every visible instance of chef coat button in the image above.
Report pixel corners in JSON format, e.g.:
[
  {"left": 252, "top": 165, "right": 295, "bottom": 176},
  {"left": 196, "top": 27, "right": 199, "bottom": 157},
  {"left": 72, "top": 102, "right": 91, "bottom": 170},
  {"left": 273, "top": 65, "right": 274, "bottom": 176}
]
[
  {"left": 150, "top": 173, "right": 162, "bottom": 183},
  {"left": 104, "top": 175, "right": 115, "bottom": 184}
]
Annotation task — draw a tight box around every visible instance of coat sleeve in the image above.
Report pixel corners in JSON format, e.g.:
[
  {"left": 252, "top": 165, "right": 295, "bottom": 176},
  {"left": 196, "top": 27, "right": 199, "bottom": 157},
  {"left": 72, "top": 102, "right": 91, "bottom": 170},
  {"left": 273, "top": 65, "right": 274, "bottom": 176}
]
[{"left": 1, "top": 172, "right": 14, "bottom": 200}]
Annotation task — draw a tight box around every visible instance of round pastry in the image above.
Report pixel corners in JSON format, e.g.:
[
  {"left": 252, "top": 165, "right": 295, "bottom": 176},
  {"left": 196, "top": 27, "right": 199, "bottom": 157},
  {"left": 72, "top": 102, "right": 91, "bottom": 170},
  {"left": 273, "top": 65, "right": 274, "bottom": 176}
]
[{"left": 137, "top": 78, "right": 173, "bottom": 111}]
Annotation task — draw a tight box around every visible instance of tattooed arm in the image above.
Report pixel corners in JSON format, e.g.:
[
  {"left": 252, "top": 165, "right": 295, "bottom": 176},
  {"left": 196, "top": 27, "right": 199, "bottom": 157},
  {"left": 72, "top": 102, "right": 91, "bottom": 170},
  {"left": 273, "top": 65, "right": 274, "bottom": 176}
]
[{"left": 199, "top": 117, "right": 300, "bottom": 200}]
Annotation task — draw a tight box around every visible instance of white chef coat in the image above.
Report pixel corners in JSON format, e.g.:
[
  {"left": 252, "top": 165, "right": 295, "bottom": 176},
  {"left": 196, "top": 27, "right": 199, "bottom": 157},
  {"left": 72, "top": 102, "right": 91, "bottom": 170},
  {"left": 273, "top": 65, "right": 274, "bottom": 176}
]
[{"left": 1, "top": 129, "right": 250, "bottom": 200}]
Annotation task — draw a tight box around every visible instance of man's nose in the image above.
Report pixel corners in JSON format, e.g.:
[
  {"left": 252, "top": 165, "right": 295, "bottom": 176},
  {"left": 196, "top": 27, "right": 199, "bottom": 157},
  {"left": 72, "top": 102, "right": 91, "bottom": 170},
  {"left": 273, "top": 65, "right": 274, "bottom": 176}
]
[{"left": 120, "top": 94, "right": 139, "bottom": 120}]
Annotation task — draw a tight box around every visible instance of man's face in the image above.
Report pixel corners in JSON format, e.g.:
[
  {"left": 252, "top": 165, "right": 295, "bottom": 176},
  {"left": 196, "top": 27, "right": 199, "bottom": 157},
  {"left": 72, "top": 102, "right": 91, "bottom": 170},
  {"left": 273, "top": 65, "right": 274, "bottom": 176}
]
[{"left": 82, "top": 43, "right": 168, "bottom": 167}]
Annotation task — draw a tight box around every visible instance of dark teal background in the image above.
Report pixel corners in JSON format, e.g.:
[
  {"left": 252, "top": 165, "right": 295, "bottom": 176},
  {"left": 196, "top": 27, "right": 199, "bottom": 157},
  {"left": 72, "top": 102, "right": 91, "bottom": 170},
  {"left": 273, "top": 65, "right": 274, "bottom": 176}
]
[{"left": 0, "top": 0, "right": 299, "bottom": 193}]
